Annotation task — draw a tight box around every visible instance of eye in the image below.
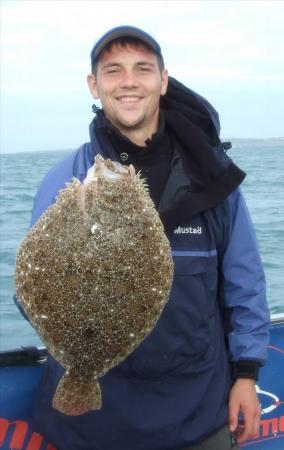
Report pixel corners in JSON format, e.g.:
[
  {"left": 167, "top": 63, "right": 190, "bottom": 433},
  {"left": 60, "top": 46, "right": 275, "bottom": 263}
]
[
  {"left": 138, "top": 66, "right": 151, "bottom": 72},
  {"left": 105, "top": 66, "right": 120, "bottom": 75}
]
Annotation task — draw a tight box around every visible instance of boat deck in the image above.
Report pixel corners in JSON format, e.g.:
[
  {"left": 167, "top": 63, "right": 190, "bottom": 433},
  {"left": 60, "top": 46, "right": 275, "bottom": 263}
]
[{"left": 1, "top": 315, "right": 283, "bottom": 450}]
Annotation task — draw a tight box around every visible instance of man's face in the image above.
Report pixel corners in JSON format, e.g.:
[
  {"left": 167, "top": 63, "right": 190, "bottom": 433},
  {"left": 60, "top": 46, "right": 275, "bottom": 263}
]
[{"left": 87, "top": 43, "right": 168, "bottom": 138}]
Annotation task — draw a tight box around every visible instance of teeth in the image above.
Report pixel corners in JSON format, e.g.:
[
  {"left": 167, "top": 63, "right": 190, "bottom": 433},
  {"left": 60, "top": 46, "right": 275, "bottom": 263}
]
[{"left": 118, "top": 97, "right": 140, "bottom": 103}]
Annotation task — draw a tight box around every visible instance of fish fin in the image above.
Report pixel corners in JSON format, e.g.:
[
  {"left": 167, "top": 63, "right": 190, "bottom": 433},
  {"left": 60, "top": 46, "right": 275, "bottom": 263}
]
[
  {"left": 52, "top": 368, "right": 102, "bottom": 415},
  {"left": 128, "top": 164, "right": 136, "bottom": 177}
]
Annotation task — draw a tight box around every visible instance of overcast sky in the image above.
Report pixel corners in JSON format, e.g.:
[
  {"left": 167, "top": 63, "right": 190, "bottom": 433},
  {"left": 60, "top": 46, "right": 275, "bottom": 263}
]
[{"left": 1, "top": 0, "right": 284, "bottom": 154}]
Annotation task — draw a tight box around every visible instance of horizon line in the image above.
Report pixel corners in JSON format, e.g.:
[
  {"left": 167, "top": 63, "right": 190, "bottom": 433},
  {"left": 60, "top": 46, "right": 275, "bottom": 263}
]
[{"left": 1, "top": 137, "right": 284, "bottom": 155}]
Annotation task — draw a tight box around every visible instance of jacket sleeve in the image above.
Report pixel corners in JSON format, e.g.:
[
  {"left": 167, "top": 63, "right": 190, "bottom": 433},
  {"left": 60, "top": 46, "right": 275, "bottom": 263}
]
[{"left": 221, "top": 188, "right": 270, "bottom": 366}]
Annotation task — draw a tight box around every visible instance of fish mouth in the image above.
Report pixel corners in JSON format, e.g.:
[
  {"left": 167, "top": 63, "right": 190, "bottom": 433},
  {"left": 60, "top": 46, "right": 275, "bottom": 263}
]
[{"left": 92, "top": 155, "right": 135, "bottom": 180}]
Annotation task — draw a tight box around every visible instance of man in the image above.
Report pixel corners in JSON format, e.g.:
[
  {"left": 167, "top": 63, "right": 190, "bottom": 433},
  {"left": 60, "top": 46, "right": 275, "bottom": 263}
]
[{"left": 16, "top": 26, "right": 270, "bottom": 450}]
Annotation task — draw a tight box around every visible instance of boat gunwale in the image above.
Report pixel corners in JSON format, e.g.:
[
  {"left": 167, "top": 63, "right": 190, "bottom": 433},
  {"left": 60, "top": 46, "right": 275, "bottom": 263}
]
[
  {"left": 270, "top": 312, "right": 284, "bottom": 325},
  {"left": 0, "top": 314, "right": 283, "bottom": 364}
]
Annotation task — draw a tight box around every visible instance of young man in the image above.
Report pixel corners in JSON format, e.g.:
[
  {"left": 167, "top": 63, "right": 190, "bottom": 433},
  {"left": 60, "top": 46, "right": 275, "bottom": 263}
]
[{"left": 16, "top": 26, "right": 270, "bottom": 450}]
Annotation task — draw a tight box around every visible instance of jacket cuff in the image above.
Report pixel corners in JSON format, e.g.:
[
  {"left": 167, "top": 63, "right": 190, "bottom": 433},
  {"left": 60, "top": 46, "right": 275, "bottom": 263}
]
[{"left": 233, "top": 360, "right": 260, "bottom": 381}]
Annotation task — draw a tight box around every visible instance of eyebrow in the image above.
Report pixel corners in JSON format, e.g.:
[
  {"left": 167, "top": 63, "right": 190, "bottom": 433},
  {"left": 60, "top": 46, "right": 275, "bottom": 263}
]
[
  {"left": 101, "top": 62, "right": 121, "bottom": 69},
  {"left": 136, "top": 61, "right": 155, "bottom": 67},
  {"left": 101, "top": 61, "right": 156, "bottom": 70}
]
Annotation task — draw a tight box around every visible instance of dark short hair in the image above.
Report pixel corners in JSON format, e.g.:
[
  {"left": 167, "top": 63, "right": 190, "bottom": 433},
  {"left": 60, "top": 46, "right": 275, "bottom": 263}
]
[{"left": 91, "top": 36, "right": 165, "bottom": 75}]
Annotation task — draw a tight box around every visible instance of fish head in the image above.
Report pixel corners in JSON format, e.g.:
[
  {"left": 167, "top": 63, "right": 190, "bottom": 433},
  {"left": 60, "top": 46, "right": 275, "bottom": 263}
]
[
  {"left": 83, "top": 155, "right": 140, "bottom": 219},
  {"left": 92, "top": 155, "right": 136, "bottom": 181}
]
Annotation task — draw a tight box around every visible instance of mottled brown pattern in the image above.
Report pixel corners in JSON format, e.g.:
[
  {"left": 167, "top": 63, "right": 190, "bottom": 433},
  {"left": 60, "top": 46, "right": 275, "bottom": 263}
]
[{"left": 15, "top": 155, "right": 174, "bottom": 415}]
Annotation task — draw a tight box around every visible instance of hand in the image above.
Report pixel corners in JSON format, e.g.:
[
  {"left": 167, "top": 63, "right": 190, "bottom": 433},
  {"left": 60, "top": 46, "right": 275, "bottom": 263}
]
[{"left": 228, "top": 378, "right": 261, "bottom": 444}]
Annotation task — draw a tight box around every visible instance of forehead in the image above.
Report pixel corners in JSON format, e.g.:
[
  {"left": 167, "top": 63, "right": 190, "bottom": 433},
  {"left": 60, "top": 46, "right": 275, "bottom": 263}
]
[{"left": 97, "top": 42, "right": 159, "bottom": 67}]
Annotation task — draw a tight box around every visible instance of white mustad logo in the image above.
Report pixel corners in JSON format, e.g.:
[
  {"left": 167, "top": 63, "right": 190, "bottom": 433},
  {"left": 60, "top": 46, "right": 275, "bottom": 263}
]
[{"left": 174, "top": 226, "right": 202, "bottom": 235}]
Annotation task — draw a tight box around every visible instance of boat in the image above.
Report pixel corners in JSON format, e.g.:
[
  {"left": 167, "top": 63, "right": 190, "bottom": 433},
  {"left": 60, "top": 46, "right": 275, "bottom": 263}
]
[{"left": 1, "top": 314, "right": 284, "bottom": 450}]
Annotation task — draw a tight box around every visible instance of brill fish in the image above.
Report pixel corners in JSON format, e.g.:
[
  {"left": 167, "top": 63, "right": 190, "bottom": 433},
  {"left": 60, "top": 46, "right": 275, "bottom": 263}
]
[{"left": 15, "top": 155, "right": 174, "bottom": 416}]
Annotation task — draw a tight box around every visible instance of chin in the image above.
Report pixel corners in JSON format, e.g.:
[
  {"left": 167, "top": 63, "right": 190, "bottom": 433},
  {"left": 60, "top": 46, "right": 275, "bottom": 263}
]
[{"left": 119, "top": 116, "right": 145, "bottom": 130}]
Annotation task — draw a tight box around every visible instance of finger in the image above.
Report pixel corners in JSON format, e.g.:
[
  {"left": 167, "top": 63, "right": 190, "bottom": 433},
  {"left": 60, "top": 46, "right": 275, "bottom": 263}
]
[
  {"left": 228, "top": 403, "right": 239, "bottom": 432},
  {"left": 237, "top": 409, "right": 255, "bottom": 443},
  {"left": 252, "top": 406, "right": 261, "bottom": 438}
]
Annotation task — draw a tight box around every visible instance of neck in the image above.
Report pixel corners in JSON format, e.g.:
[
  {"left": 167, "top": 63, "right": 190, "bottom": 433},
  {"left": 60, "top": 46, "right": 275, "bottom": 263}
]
[
  {"left": 108, "top": 115, "right": 159, "bottom": 147},
  {"left": 118, "top": 126, "right": 156, "bottom": 147}
]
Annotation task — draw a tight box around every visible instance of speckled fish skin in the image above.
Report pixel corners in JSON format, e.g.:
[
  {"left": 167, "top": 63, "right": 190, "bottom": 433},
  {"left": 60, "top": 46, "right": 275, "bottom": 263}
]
[{"left": 15, "top": 155, "right": 174, "bottom": 416}]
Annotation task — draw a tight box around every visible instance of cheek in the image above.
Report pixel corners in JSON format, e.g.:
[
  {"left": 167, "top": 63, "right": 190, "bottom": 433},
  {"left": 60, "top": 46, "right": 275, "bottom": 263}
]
[
  {"left": 148, "top": 80, "right": 166, "bottom": 98},
  {"left": 96, "top": 88, "right": 114, "bottom": 110},
  {"left": 96, "top": 80, "right": 113, "bottom": 101},
  {"left": 149, "top": 86, "right": 164, "bottom": 105}
]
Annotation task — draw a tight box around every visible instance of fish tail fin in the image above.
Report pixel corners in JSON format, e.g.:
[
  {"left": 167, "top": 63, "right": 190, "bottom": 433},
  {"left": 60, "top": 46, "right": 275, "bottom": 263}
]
[{"left": 52, "top": 368, "right": 102, "bottom": 415}]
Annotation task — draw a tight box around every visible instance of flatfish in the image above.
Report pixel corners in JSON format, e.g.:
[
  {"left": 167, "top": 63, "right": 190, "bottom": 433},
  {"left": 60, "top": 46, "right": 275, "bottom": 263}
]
[{"left": 15, "top": 155, "right": 174, "bottom": 415}]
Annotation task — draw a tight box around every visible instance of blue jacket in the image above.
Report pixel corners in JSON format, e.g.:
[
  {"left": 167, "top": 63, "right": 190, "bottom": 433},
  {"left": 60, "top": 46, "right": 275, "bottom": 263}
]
[{"left": 16, "top": 79, "right": 270, "bottom": 450}]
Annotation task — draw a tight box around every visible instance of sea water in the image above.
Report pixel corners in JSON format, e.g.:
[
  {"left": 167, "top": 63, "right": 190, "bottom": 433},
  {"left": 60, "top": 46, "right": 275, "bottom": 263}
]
[{"left": 0, "top": 139, "right": 283, "bottom": 350}]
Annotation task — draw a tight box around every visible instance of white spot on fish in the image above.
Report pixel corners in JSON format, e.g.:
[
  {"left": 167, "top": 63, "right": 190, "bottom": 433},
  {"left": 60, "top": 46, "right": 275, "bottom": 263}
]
[{"left": 91, "top": 224, "right": 99, "bottom": 234}]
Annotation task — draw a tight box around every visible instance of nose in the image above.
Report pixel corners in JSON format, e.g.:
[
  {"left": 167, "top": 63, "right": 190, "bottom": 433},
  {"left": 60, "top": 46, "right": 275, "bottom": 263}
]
[{"left": 120, "top": 69, "right": 139, "bottom": 88}]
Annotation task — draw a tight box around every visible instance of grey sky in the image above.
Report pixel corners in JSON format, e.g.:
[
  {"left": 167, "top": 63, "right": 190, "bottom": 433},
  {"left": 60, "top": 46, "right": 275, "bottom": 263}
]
[{"left": 1, "top": 0, "right": 284, "bottom": 154}]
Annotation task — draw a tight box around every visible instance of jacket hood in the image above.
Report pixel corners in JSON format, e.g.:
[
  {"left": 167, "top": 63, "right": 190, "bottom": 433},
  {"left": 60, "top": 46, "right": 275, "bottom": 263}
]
[
  {"left": 161, "top": 76, "right": 221, "bottom": 146},
  {"left": 89, "top": 77, "right": 246, "bottom": 228}
]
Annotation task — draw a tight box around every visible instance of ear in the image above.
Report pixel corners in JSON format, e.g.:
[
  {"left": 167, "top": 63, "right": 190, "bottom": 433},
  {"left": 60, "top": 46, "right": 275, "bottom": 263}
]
[
  {"left": 160, "top": 69, "right": 169, "bottom": 96},
  {"left": 87, "top": 74, "right": 99, "bottom": 99}
]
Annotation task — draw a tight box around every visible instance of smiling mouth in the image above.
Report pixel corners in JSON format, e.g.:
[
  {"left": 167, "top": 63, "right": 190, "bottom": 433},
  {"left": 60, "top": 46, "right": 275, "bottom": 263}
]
[{"left": 116, "top": 96, "right": 143, "bottom": 103}]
